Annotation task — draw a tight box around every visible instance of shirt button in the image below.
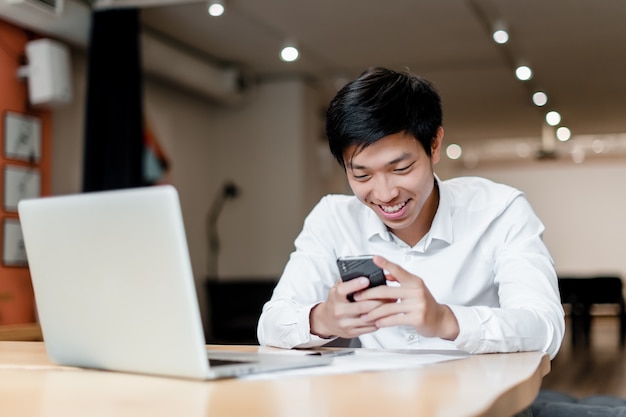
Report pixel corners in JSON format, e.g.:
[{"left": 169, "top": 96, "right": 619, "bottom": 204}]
[{"left": 407, "top": 333, "right": 418, "bottom": 342}]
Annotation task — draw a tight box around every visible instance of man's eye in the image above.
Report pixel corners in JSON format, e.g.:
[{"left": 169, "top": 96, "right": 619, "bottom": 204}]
[
  {"left": 394, "top": 162, "right": 415, "bottom": 173},
  {"left": 352, "top": 173, "right": 370, "bottom": 180}
]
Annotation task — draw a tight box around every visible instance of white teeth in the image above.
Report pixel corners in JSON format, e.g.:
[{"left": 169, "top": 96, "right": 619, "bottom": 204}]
[{"left": 381, "top": 202, "right": 406, "bottom": 213}]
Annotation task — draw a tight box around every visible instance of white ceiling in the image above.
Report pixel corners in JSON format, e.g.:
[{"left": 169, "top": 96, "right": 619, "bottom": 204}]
[{"left": 138, "top": 0, "right": 626, "bottom": 146}]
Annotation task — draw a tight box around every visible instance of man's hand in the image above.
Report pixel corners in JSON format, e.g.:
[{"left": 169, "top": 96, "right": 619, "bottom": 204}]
[
  {"left": 353, "top": 255, "right": 460, "bottom": 341},
  {"left": 309, "top": 276, "right": 389, "bottom": 339}
]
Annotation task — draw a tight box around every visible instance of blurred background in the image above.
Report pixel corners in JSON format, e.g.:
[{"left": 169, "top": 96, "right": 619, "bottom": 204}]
[{"left": 1, "top": 0, "right": 626, "bottom": 397}]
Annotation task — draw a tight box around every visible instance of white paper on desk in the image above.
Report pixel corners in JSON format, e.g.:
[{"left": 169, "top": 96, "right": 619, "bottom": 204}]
[{"left": 243, "top": 348, "right": 469, "bottom": 380}]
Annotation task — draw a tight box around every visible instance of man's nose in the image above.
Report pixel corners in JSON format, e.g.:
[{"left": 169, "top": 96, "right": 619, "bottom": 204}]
[{"left": 371, "top": 175, "right": 399, "bottom": 203}]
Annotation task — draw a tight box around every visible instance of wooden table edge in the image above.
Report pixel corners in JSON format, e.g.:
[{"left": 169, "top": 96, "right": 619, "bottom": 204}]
[{"left": 475, "top": 352, "right": 550, "bottom": 417}]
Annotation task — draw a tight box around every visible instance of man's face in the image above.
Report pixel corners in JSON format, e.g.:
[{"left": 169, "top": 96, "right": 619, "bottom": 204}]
[{"left": 343, "top": 130, "right": 442, "bottom": 243}]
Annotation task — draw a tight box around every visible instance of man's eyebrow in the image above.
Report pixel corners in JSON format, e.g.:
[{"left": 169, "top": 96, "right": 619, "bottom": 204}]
[{"left": 348, "top": 152, "right": 413, "bottom": 170}]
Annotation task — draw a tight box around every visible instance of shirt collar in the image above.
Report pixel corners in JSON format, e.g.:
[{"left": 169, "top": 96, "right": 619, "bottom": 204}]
[
  {"left": 363, "top": 205, "right": 394, "bottom": 242},
  {"left": 427, "top": 174, "right": 454, "bottom": 246}
]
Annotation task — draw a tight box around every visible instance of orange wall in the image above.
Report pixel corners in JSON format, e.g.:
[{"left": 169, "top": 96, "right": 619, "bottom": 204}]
[{"left": 0, "top": 19, "right": 52, "bottom": 324}]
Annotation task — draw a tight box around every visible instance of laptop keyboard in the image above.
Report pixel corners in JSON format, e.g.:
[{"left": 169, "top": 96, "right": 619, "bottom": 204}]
[{"left": 208, "top": 358, "right": 250, "bottom": 367}]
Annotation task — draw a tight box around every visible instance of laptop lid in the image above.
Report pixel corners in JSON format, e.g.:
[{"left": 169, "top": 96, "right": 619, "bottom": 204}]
[{"left": 18, "top": 185, "right": 330, "bottom": 380}]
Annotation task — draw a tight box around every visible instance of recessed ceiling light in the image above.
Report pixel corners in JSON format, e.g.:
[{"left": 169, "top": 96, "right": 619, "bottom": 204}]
[
  {"left": 515, "top": 65, "right": 533, "bottom": 81},
  {"left": 532, "top": 91, "right": 548, "bottom": 107},
  {"left": 546, "top": 111, "right": 561, "bottom": 126},
  {"left": 492, "top": 29, "right": 509, "bottom": 44},
  {"left": 556, "top": 126, "right": 571, "bottom": 141},
  {"left": 591, "top": 139, "right": 605, "bottom": 153},
  {"left": 207, "top": 0, "right": 224, "bottom": 17},
  {"left": 280, "top": 45, "right": 299, "bottom": 62},
  {"left": 446, "top": 144, "right": 463, "bottom": 160}
]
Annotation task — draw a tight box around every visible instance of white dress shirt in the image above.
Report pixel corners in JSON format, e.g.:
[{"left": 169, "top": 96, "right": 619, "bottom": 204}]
[{"left": 257, "top": 176, "right": 565, "bottom": 359}]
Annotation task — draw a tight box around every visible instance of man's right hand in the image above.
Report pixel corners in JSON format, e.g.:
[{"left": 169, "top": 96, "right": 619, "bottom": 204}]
[{"left": 309, "top": 277, "right": 391, "bottom": 339}]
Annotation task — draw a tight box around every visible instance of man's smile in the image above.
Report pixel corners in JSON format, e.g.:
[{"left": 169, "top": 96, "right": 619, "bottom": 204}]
[
  {"left": 376, "top": 200, "right": 410, "bottom": 220},
  {"left": 379, "top": 201, "right": 408, "bottom": 214}
]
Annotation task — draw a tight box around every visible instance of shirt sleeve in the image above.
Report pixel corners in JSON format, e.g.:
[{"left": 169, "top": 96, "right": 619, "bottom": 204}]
[
  {"left": 257, "top": 198, "right": 341, "bottom": 348},
  {"left": 449, "top": 195, "right": 565, "bottom": 359}
]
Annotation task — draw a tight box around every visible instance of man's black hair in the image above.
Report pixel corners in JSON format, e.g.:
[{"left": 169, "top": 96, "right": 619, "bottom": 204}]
[{"left": 326, "top": 67, "right": 443, "bottom": 168}]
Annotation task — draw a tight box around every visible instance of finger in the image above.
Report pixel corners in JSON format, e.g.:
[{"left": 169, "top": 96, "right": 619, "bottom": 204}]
[
  {"left": 343, "top": 325, "right": 379, "bottom": 338},
  {"left": 337, "top": 315, "right": 380, "bottom": 329},
  {"left": 353, "top": 285, "right": 398, "bottom": 302},
  {"left": 333, "top": 313, "right": 380, "bottom": 337},
  {"left": 371, "top": 314, "right": 411, "bottom": 330},
  {"left": 373, "top": 255, "right": 419, "bottom": 285},
  {"left": 336, "top": 277, "right": 370, "bottom": 302},
  {"left": 364, "top": 300, "right": 413, "bottom": 322},
  {"left": 352, "top": 299, "right": 386, "bottom": 313}
]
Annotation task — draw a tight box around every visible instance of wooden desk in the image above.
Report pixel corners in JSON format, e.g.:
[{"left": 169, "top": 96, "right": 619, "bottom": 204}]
[{"left": 0, "top": 341, "right": 549, "bottom": 417}]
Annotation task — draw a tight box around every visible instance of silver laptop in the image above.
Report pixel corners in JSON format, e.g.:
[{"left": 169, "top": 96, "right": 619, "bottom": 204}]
[{"left": 18, "top": 185, "right": 331, "bottom": 380}]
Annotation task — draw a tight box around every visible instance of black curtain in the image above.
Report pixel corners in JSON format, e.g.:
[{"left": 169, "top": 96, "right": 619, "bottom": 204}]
[{"left": 82, "top": 9, "right": 144, "bottom": 192}]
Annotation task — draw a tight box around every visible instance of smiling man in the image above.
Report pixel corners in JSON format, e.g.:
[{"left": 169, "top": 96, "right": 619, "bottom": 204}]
[{"left": 257, "top": 67, "right": 564, "bottom": 359}]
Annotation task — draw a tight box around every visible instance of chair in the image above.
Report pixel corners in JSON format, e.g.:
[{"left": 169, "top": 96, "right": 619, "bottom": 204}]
[
  {"left": 558, "top": 276, "right": 626, "bottom": 347},
  {"left": 205, "top": 278, "right": 277, "bottom": 344}
]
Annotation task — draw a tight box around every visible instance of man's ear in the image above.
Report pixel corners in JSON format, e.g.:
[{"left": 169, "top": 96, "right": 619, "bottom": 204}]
[{"left": 431, "top": 127, "right": 444, "bottom": 164}]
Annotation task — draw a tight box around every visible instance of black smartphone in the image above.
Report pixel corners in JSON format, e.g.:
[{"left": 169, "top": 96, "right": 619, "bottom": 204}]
[{"left": 336, "top": 255, "right": 386, "bottom": 302}]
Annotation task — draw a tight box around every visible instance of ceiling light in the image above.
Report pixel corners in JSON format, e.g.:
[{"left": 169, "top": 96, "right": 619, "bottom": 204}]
[
  {"left": 491, "top": 20, "right": 509, "bottom": 44},
  {"left": 207, "top": 0, "right": 224, "bottom": 17},
  {"left": 556, "top": 126, "right": 571, "bottom": 141},
  {"left": 492, "top": 23, "right": 509, "bottom": 44},
  {"left": 532, "top": 91, "right": 548, "bottom": 107},
  {"left": 280, "top": 43, "right": 299, "bottom": 62},
  {"left": 546, "top": 111, "right": 561, "bottom": 126},
  {"left": 515, "top": 65, "right": 533, "bottom": 81},
  {"left": 591, "top": 139, "right": 605, "bottom": 153},
  {"left": 492, "top": 29, "right": 509, "bottom": 44},
  {"left": 446, "top": 144, "right": 462, "bottom": 160}
]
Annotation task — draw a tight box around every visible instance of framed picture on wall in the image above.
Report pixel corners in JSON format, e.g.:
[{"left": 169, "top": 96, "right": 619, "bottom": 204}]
[
  {"left": 2, "top": 218, "right": 28, "bottom": 267},
  {"left": 3, "top": 165, "right": 41, "bottom": 212},
  {"left": 3, "top": 111, "right": 42, "bottom": 163}
]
